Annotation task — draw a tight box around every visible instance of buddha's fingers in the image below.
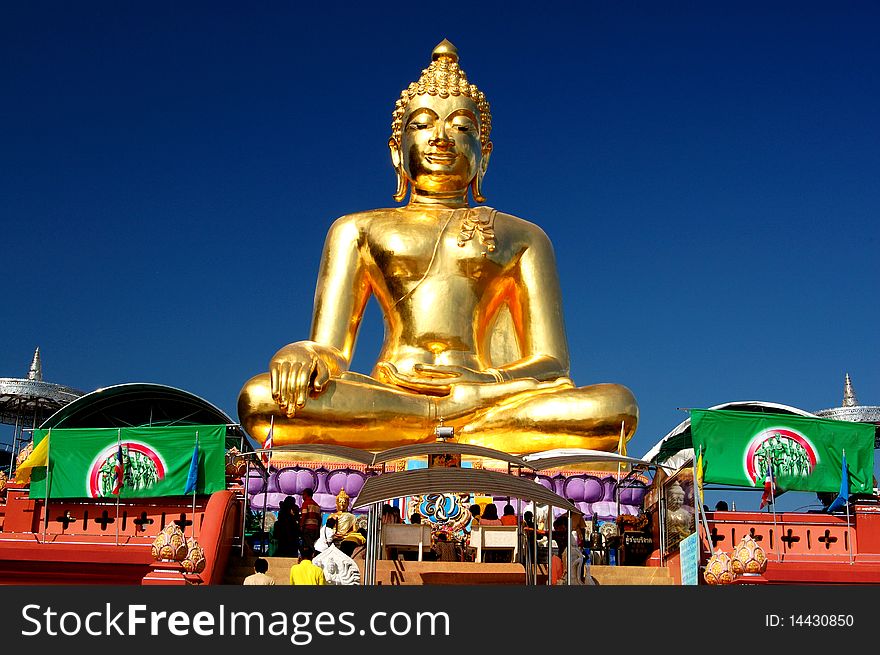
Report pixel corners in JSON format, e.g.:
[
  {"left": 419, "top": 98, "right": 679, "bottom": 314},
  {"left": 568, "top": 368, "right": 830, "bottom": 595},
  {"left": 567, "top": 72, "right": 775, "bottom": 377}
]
[
  {"left": 312, "top": 358, "right": 330, "bottom": 393},
  {"left": 378, "top": 361, "right": 453, "bottom": 394},
  {"left": 286, "top": 363, "right": 302, "bottom": 414},
  {"left": 412, "top": 364, "right": 461, "bottom": 379},
  {"left": 295, "top": 363, "right": 311, "bottom": 409},
  {"left": 270, "top": 365, "right": 280, "bottom": 402},
  {"left": 276, "top": 361, "right": 292, "bottom": 407}
]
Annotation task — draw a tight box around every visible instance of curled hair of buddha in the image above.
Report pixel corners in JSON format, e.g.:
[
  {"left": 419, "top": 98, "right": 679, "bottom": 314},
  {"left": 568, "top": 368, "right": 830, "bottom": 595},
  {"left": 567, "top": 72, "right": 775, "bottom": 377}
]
[{"left": 391, "top": 39, "right": 492, "bottom": 148}]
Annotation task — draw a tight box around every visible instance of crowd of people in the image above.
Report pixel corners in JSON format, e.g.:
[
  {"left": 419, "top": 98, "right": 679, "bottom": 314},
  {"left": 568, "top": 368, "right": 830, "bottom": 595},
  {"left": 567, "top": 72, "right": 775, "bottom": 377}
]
[{"left": 247, "top": 488, "right": 367, "bottom": 586}]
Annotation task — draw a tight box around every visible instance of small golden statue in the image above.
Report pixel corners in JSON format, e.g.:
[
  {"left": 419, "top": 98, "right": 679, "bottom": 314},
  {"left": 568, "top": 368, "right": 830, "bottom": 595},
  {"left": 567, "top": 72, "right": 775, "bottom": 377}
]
[
  {"left": 238, "top": 40, "right": 638, "bottom": 454},
  {"left": 328, "top": 489, "right": 357, "bottom": 545}
]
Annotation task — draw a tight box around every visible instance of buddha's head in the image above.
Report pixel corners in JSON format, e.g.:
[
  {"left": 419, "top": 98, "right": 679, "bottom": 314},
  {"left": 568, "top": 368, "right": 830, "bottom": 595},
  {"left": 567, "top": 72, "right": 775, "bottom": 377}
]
[
  {"left": 389, "top": 39, "right": 493, "bottom": 204},
  {"left": 667, "top": 483, "right": 685, "bottom": 511},
  {"left": 335, "top": 488, "right": 351, "bottom": 512}
]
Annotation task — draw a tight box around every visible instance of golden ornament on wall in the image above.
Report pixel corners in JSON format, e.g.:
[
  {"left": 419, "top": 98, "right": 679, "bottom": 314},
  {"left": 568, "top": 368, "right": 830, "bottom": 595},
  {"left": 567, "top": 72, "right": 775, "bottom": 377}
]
[
  {"left": 703, "top": 549, "right": 734, "bottom": 585},
  {"left": 225, "top": 447, "right": 247, "bottom": 478},
  {"left": 151, "top": 524, "right": 188, "bottom": 562},
  {"left": 731, "top": 534, "right": 767, "bottom": 575},
  {"left": 182, "top": 537, "right": 207, "bottom": 574}
]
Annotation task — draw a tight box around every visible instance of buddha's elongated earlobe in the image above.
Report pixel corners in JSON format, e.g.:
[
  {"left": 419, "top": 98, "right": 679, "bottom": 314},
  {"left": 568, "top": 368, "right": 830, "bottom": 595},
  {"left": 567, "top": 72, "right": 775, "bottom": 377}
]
[
  {"left": 389, "top": 137, "right": 408, "bottom": 202},
  {"left": 471, "top": 141, "right": 492, "bottom": 204}
]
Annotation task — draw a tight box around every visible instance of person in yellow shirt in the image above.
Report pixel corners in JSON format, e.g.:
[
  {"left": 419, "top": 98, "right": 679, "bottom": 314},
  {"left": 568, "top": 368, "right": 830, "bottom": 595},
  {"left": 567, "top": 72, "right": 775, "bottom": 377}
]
[{"left": 289, "top": 545, "right": 326, "bottom": 586}]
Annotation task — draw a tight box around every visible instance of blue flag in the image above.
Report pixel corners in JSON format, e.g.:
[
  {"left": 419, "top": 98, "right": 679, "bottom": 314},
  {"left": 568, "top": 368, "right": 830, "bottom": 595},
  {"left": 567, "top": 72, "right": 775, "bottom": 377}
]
[
  {"left": 184, "top": 437, "right": 199, "bottom": 495},
  {"left": 827, "top": 452, "right": 849, "bottom": 513}
]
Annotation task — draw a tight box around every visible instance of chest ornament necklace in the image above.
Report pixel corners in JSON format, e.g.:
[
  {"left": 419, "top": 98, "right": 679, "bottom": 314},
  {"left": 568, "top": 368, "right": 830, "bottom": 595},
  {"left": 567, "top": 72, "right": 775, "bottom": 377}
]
[{"left": 457, "top": 206, "right": 497, "bottom": 253}]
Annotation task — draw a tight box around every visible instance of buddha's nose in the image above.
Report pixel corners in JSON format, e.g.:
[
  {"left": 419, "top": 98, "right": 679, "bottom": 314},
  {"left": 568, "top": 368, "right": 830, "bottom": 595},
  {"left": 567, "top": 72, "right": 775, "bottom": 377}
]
[{"left": 428, "top": 124, "right": 453, "bottom": 149}]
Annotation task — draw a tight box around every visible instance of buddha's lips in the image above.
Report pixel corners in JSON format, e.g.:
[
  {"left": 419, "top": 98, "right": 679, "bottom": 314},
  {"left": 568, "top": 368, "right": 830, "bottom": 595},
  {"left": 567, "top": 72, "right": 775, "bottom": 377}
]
[{"left": 426, "top": 153, "right": 457, "bottom": 164}]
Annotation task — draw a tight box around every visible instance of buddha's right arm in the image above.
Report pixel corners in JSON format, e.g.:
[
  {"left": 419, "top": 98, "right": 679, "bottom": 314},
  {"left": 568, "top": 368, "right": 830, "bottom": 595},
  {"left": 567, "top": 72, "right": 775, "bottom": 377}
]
[{"left": 269, "top": 216, "right": 370, "bottom": 414}]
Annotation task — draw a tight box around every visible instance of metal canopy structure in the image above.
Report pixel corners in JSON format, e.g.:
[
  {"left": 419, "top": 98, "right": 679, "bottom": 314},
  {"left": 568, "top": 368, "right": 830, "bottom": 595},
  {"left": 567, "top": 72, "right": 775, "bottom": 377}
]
[
  {"left": 815, "top": 374, "right": 880, "bottom": 448},
  {"left": 352, "top": 466, "right": 582, "bottom": 586},
  {"left": 44, "top": 382, "right": 238, "bottom": 428},
  {"left": 254, "top": 444, "right": 376, "bottom": 466},
  {"left": 1, "top": 348, "right": 84, "bottom": 473},
  {"left": 352, "top": 467, "right": 580, "bottom": 513},
  {"left": 641, "top": 400, "right": 817, "bottom": 468},
  {"left": 253, "top": 442, "right": 533, "bottom": 469},
  {"left": 369, "top": 442, "right": 531, "bottom": 469},
  {"left": 522, "top": 448, "right": 651, "bottom": 472},
  {"left": 40, "top": 382, "right": 246, "bottom": 448},
  {"left": 0, "top": 348, "right": 84, "bottom": 426},
  {"left": 0, "top": 378, "right": 83, "bottom": 427}
]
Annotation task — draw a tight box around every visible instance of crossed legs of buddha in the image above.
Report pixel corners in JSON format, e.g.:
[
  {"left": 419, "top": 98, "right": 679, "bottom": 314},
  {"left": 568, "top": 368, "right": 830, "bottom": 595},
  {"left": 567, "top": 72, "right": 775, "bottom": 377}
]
[{"left": 238, "top": 372, "right": 638, "bottom": 453}]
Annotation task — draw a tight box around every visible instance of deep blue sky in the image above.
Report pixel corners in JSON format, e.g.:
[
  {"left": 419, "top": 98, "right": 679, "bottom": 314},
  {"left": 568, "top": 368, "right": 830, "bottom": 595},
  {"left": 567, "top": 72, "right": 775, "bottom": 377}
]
[{"left": 2, "top": 3, "right": 878, "bottom": 508}]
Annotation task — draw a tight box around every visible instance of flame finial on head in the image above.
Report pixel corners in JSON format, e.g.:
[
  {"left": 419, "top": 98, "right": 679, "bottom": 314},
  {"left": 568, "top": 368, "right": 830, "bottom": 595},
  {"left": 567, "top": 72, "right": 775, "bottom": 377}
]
[{"left": 432, "top": 39, "right": 458, "bottom": 63}]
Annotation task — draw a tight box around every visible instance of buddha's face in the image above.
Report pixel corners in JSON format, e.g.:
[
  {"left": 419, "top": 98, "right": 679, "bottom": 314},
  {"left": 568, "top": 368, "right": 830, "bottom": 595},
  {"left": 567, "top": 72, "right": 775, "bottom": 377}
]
[
  {"left": 400, "top": 94, "right": 482, "bottom": 196},
  {"left": 667, "top": 486, "right": 685, "bottom": 511},
  {"left": 336, "top": 494, "right": 349, "bottom": 511}
]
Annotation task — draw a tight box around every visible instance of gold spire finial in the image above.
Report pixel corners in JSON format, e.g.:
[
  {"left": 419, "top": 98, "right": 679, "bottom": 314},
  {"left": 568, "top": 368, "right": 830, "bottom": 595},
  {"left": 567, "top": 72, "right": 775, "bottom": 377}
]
[{"left": 432, "top": 39, "right": 458, "bottom": 63}]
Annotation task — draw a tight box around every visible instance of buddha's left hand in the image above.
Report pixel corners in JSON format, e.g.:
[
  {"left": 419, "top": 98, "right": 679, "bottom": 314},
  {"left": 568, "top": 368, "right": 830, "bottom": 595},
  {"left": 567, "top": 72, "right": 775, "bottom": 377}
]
[{"left": 377, "top": 362, "right": 498, "bottom": 393}]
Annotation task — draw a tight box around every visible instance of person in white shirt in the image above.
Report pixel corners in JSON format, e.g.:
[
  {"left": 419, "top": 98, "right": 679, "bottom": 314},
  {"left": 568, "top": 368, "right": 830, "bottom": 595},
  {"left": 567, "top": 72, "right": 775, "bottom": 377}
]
[
  {"left": 314, "top": 517, "right": 337, "bottom": 553},
  {"left": 242, "top": 558, "right": 276, "bottom": 586}
]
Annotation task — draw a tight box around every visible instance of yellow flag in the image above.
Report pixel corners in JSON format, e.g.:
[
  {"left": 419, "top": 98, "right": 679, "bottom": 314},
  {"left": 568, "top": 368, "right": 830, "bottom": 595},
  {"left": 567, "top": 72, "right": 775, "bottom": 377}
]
[
  {"left": 14, "top": 435, "right": 50, "bottom": 483},
  {"left": 696, "top": 448, "right": 704, "bottom": 505},
  {"left": 617, "top": 420, "right": 627, "bottom": 458}
]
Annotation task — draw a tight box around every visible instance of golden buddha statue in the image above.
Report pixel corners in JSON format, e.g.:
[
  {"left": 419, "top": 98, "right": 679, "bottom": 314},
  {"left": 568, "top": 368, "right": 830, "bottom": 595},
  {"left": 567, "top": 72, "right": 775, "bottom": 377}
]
[
  {"left": 238, "top": 40, "right": 638, "bottom": 454},
  {"left": 329, "top": 489, "right": 357, "bottom": 545}
]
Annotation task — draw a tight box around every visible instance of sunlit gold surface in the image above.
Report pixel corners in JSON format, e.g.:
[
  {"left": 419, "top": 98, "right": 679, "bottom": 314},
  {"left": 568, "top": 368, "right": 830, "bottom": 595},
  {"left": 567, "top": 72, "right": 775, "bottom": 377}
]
[{"left": 238, "top": 40, "right": 638, "bottom": 454}]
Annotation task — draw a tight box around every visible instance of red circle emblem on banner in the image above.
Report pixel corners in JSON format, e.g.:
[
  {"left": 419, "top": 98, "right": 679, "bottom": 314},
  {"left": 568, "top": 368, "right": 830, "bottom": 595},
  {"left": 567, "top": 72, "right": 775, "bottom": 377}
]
[
  {"left": 88, "top": 442, "right": 166, "bottom": 497},
  {"left": 744, "top": 428, "right": 817, "bottom": 484}
]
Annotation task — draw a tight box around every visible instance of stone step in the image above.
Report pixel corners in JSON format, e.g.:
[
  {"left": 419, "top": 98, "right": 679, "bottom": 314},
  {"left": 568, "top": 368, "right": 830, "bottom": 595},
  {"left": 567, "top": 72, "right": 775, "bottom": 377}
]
[
  {"left": 589, "top": 565, "right": 675, "bottom": 585},
  {"left": 223, "top": 555, "right": 675, "bottom": 586},
  {"left": 374, "top": 560, "right": 525, "bottom": 585}
]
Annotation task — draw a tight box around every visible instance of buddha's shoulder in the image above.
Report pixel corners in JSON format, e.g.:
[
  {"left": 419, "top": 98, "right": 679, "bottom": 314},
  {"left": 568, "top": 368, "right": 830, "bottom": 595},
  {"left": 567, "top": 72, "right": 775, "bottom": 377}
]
[
  {"left": 491, "top": 209, "right": 555, "bottom": 248},
  {"left": 491, "top": 209, "right": 548, "bottom": 234},
  {"left": 326, "top": 208, "right": 406, "bottom": 233}
]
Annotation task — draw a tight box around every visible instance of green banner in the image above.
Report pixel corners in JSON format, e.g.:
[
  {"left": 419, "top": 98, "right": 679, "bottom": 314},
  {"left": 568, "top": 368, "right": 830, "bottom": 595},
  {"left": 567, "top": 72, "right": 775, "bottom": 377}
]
[
  {"left": 690, "top": 409, "right": 874, "bottom": 494},
  {"left": 29, "top": 425, "right": 226, "bottom": 499}
]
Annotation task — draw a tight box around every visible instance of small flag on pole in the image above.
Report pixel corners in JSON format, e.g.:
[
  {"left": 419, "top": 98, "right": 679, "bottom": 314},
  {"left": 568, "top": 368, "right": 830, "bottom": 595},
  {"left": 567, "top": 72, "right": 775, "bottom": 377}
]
[
  {"left": 695, "top": 447, "right": 704, "bottom": 506},
  {"left": 827, "top": 451, "right": 849, "bottom": 513},
  {"left": 261, "top": 416, "right": 274, "bottom": 467},
  {"left": 616, "top": 420, "right": 628, "bottom": 478},
  {"left": 111, "top": 443, "right": 126, "bottom": 495},
  {"left": 14, "top": 435, "right": 50, "bottom": 484},
  {"left": 184, "top": 435, "right": 200, "bottom": 495},
  {"left": 759, "top": 460, "right": 776, "bottom": 509}
]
